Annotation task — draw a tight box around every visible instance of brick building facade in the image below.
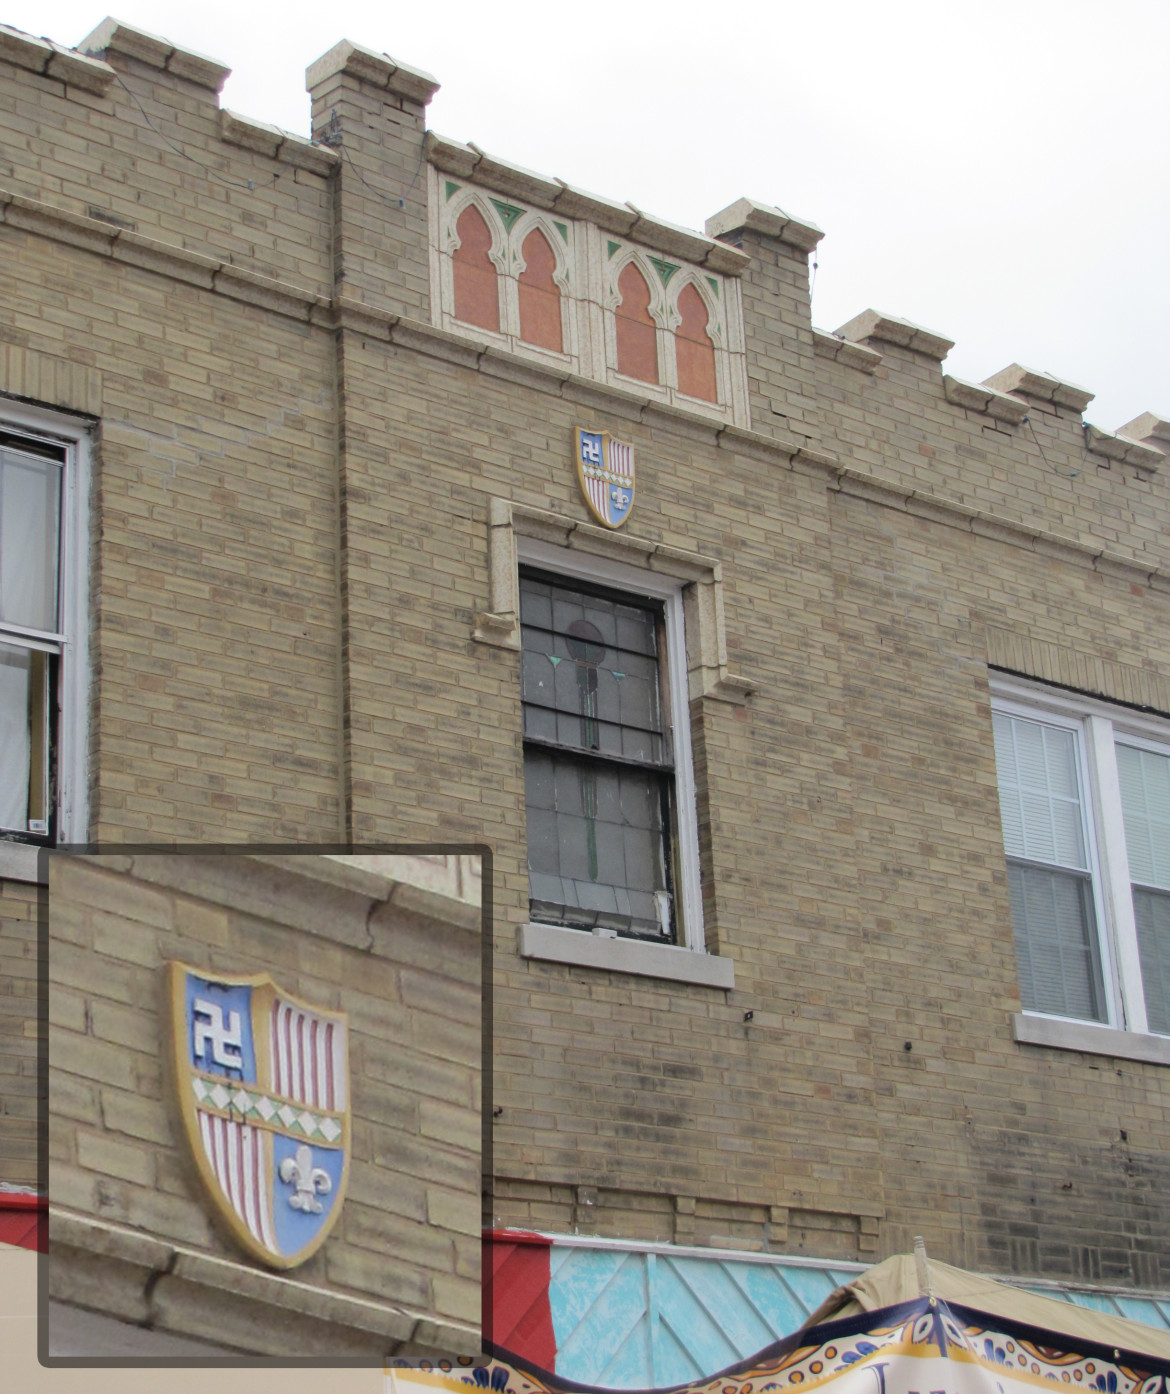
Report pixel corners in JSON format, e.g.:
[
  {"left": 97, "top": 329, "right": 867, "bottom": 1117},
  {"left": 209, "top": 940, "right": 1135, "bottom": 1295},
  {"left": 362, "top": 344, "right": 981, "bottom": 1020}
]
[{"left": 1, "top": 14, "right": 1168, "bottom": 1376}]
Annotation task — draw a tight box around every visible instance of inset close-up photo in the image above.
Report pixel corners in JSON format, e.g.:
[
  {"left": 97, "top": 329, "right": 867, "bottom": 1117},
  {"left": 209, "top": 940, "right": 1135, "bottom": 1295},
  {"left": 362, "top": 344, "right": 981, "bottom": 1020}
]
[{"left": 46, "top": 851, "right": 484, "bottom": 1362}]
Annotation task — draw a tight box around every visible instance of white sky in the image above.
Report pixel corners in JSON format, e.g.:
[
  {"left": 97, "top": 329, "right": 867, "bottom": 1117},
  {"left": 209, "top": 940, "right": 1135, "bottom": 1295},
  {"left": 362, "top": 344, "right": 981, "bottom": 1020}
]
[{"left": 13, "top": 1, "right": 1170, "bottom": 433}]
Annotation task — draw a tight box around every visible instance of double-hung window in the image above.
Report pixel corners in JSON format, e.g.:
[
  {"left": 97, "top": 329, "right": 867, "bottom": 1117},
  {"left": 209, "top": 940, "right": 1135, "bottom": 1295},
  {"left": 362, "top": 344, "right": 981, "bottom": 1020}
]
[
  {"left": 0, "top": 411, "right": 88, "bottom": 846},
  {"left": 991, "top": 677, "right": 1170, "bottom": 1048},
  {"left": 520, "top": 569, "right": 678, "bottom": 942},
  {"left": 1116, "top": 741, "right": 1170, "bottom": 1036}
]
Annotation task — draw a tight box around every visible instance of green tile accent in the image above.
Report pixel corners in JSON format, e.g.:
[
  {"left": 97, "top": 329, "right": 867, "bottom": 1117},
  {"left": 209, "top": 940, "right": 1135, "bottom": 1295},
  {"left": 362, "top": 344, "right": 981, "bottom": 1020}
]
[
  {"left": 706, "top": 276, "right": 720, "bottom": 296},
  {"left": 490, "top": 198, "right": 526, "bottom": 235},
  {"left": 607, "top": 240, "right": 622, "bottom": 260},
  {"left": 649, "top": 256, "right": 680, "bottom": 287},
  {"left": 445, "top": 180, "right": 461, "bottom": 201},
  {"left": 554, "top": 221, "right": 569, "bottom": 243}
]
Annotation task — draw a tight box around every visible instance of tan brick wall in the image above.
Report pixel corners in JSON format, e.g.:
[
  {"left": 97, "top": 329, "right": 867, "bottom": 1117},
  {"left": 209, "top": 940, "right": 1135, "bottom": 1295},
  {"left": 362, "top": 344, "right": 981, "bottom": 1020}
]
[
  {"left": 0, "top": 877, "right": 39, "bottom": 1184},
  {"left": 3, "top": 23, "right": 1170, "bottom": 1301},
  {"left": 47, "top": 853, "right": 481, "bottom": 1353}
]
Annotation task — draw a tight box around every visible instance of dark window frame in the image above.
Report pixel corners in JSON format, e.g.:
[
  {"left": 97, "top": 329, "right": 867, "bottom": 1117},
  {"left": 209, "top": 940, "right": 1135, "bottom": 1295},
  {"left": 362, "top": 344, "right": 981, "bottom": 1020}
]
[{"left": 520, "top": 566, "right": 682, "bottom": 944}]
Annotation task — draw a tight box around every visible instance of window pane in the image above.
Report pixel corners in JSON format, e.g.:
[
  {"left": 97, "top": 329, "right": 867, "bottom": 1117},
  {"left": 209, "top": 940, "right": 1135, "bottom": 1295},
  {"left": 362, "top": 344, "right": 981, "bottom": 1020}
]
[
  {"left": 0, "top": 446, "right": 62, "bottom": 633},
  {"left": 520, "top": 575, "right": 666, "bottom": 765},
  {"left": 992, "top": 713, "right": 1087, "bottom": 870},
  {"left": 0, "top": 640, "right": 50, "bottom": 833},
  {"left": 1117, "top": 743, "right": 1170, "bottom": 890},
  {"left": 524, "top": 748, "right": 673, "bottom": 940},
  {"left": 1008, "top": 862, "right": 1105, "bottom": 1022},
  {"left": 1133, "top": 888, "right": 1170, "bottom": 1036}
]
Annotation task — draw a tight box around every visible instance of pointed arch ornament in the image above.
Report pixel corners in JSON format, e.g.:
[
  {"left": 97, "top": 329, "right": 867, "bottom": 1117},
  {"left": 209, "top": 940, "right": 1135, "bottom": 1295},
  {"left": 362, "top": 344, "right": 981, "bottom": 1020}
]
[{"left": 428, "top": 167, "right": 750, "bottom": 425}]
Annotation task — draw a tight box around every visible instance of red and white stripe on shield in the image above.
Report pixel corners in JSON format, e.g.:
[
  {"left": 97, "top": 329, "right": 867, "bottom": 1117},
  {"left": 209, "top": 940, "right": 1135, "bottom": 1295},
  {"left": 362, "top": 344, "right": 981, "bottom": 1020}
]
[
  {"left": 270, "top": 1000, "right": 348, "bottom": 1112},
  {"left": 197, "top": 1111, "right": 277, "bottom": 1255}
]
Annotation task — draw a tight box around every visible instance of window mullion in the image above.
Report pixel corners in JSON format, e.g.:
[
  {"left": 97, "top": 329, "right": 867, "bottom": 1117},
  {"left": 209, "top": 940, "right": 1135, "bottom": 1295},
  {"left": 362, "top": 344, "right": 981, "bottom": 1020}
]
[{"left": 1086, "top": 714, "right": 1149, "bottom": 1034}]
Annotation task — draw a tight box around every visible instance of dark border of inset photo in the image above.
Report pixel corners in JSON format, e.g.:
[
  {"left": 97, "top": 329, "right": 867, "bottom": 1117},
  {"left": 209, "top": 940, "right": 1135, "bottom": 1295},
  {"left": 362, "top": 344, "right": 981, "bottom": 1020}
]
[{"left": 37, "top": 841, "right": 493, "bottom": 1371}]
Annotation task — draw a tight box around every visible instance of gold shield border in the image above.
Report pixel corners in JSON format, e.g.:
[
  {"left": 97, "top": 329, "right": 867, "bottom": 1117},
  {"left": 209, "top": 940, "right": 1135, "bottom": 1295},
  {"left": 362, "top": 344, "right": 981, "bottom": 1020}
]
[
  {"left": 165, "top": 961, "right": 351, "bottom": 1271},
  {"left": 574, "top": 425, "right": 635, "bottom": 530}
]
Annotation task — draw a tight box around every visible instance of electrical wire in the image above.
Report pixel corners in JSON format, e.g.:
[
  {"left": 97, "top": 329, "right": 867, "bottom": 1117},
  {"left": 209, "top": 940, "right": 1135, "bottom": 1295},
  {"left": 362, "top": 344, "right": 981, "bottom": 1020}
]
[
  {"left": 113, "top": 72, "right": 289, "bottom": 191},
  {"left": 114, "top": 74, "right": 428, "bottom": 212},
  {"left": 338, "top": 132, "right": 427, "bottom": 211},
  {"left": 1025, "top": 414, "right": 1079, "bottom": 479}
]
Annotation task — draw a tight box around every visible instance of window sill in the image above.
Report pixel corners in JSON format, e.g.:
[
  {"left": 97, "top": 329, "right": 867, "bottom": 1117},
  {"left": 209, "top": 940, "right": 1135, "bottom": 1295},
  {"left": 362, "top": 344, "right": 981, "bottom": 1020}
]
[
  {"left": 519, "top": 921, "right": 734, "bottom": 988},
  {"left": 0, "top": 842, "right": 45, "bottom": 884},
  {"left": 1012, "top": 1012, "right": 1170, "bottom": 1066}
]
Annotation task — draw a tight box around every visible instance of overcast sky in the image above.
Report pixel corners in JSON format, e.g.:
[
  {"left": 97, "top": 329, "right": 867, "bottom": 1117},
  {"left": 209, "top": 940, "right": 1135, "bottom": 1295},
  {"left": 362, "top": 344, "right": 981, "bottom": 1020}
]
[{"left": 14, "top": 1, "right": 1170, "bottom": 433}]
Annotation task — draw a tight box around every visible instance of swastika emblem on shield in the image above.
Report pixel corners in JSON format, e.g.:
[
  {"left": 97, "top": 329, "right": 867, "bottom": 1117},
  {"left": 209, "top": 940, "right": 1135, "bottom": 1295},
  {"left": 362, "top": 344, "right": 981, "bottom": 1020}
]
[{"left": 574, "top": 426, "right": 635, "bottom": 529}]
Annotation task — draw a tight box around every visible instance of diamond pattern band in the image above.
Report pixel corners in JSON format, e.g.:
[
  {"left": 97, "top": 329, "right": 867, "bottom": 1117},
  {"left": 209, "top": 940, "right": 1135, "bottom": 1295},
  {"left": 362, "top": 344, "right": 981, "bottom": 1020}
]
[{"left": 191, "top": 1075, "right": 343, "bottom": 1145}]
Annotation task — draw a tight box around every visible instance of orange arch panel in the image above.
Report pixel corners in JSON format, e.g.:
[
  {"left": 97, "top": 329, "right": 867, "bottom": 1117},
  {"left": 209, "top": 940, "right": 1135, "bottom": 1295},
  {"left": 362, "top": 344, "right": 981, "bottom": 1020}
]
[
  {"left": 453, "top": 204, "right": 500, "bottom": 333},
  {"left": 675, "top": 283, "right": 718, "bottom": 402},
  {"left": 615, "top": 263, "right": 658, "bottom": 384},
  {"left": 518, "top": 228, "right": 563, "bottom": 353}
]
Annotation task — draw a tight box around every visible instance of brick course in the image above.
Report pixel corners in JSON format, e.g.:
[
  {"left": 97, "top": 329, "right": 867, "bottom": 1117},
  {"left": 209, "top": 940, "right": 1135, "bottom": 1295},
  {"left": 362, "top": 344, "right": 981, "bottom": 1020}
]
[{"left": 2, "top": 18, "right": 1168, "bottom": 1304}]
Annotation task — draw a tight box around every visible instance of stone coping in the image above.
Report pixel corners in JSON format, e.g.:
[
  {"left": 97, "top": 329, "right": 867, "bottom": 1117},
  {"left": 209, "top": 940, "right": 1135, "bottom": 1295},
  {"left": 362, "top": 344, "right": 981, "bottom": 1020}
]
[
  {"left": 943, "top": 374, "right": 1029, "bottom": 424},
  {"left": 220, "top": 109, "right": 339, "bottom": 175},
  {"left": 1083, "top": 422, "right": 1163, "bottom": 471},
  {"left": 704, "top": 196, "right": 825, "bottom": 253},
  {"left": 426, "top": 132, "right": 751, "bottom": 274},
  {"left": 48, "top": 1209, "right": 482, "bottom": 1358},
  {"left": 812, "top": 328, "right": 882, "bottom": 374},
  {"left": 1120, "top": 412, "right": 1170, "bottom": 447},
  {"left": 80, "top": 17, "right": 229, "bottom": 92},
  {"left": 984, "top": 363, "right": 1094, "bottom": 413},
  {"left": 0, "top": 22, "right": 116, "bottom": 95},
  {"left": 835, "top": 309, "right": 954, "bottom": 362},
  {"left": 305, "top": 39, "right": 439, "bottom": 106}
]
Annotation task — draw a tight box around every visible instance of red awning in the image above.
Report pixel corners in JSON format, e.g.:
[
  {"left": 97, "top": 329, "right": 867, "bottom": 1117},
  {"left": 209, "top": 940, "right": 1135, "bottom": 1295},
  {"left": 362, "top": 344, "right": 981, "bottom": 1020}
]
[{"left": 0, "top": 1193, "right": 46, "bottom": 1252}]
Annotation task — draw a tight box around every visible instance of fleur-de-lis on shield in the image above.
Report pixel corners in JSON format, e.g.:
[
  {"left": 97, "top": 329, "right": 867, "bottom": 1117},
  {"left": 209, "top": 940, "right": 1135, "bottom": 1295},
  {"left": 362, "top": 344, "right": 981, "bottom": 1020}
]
[{"left": 279, "top": 1144, "right": 333, "bottom": 1214}]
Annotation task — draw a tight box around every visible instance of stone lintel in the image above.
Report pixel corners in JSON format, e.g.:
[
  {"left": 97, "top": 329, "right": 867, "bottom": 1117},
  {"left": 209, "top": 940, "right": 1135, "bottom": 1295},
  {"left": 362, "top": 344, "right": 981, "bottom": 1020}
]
[
  {"left": 813, "top": 328, "right": 882, "bottom": 374},
  {"left": 983, "top": 363, "right": 1094, "bottom": 413},
  {"left": 835, "top": 309, "right": 954, "bottom": 362},
  {"left": 305, "top": 39, "right": 439, "bottom": 106},
  {"left": 81, "top": 18, "right": 229, "bottom": 92},
  {"left": 1083, "top": 422, "right": 1163, "bottom": 471},
  {"left": 942, "top": 374, "right": 1028, "bottom": 424},
  {"left": 704, "top": 197, "right": 825, "bottom": 253}
]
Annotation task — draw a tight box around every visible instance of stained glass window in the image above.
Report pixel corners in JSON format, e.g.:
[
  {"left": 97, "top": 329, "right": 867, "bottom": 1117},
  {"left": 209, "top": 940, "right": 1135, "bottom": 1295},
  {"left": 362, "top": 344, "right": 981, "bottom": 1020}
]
[{"left": 521, "top": 571, "right": 676, "bottom": 941}]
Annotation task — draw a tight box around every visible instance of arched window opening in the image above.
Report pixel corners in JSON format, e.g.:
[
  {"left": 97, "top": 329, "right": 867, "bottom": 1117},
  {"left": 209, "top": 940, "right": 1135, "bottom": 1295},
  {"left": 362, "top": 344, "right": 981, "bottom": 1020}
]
[
  {"left": 452, "top": 204, "right": 500, "bottom": 333},
  {"left": 615, "top": 263, "right": 658, "bottom": 384},
  {"left": 675, "top": 283, "right": 718, "bottom": 403},
  {"left": 518, "top": 228, "right": 563, "bottom": 352}
]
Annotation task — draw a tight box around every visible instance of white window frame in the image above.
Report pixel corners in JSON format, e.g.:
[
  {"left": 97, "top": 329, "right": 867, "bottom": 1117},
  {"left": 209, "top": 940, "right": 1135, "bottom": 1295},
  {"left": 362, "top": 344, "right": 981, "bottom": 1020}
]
[
  {"left": 991, "top": 674, "right": 1170, "bottom": 1063},
  {"left": 516, "top": 536, "right": 732, "bottom": 990},
  {"left": 0, "top": 399, "right": 90, "bottom": 869}
]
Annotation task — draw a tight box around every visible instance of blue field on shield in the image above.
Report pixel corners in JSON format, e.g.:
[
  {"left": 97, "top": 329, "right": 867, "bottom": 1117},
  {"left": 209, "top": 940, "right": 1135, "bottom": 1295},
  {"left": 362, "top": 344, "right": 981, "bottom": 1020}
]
[
  {"left": 271, "top": 1134, "right": 345, "bottom": 1258},
  {"left": 184, "top": 975, "right": 256, "bottom": 1083}
]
